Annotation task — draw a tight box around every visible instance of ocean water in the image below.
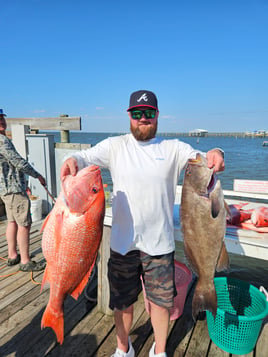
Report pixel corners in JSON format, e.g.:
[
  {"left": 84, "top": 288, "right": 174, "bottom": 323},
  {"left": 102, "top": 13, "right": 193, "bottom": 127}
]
[
  {"left": 50, "top": 131, "right": 268, "bottom": 287},
  {"left": 52, "top": 131, "right": 268, "bottom": 190}
]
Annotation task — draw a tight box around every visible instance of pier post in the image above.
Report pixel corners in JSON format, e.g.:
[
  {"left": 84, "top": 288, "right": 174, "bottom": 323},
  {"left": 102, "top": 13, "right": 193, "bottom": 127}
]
[
  {"left": 97, "top": 225, "right": 113, "bottom": 315},
  {"left": 60, "top": 130, "right": 70, "bottom": 143},
  {"left": 59, "top": 114, "right": 70, "bottom": 143}
]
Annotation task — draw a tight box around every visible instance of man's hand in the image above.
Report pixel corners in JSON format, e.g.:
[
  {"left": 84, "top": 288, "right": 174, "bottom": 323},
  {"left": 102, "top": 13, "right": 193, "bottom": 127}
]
[
  {"left": 60, "top": 157, "right": 79, "bottom": 181},
  {"left": 206, "top": 149, "right": 225, "bottom": 173}
]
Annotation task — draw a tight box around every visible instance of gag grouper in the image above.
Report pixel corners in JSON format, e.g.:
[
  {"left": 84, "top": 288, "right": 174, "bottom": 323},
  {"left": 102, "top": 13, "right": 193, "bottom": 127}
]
[{"left": 180, "top": 153, "right": 229, "bottom": 320}]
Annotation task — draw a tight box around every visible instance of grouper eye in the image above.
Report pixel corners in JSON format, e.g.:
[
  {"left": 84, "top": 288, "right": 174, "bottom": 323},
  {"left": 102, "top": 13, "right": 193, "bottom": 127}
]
[
  {"left": 92, "top": 187, "right": 99, "bottom": 193},
  {"left": 186, "top": 166, "right": 191, "bottom": 176}
]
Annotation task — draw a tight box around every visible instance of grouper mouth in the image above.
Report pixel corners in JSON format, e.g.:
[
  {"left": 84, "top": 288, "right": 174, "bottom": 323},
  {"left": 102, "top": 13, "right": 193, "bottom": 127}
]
[
  {"left": 207, "top": 172, "right": 217, "bottom": 193},
  {"left": 188, "top": 155, "right": 217, "bottom": 196},
  {"left": 198, "top": 170, "right": 217, "bottom": 198}
]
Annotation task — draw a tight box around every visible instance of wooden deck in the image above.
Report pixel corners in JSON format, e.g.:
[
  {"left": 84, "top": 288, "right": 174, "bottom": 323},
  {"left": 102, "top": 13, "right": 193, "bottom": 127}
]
[{"left": 0, "top": 218, "right": 267, "bottom": 357}]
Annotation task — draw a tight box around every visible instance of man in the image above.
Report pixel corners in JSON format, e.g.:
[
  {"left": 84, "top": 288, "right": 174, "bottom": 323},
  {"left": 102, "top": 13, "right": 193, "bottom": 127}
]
[
  {"left": 0, "top": 109, "right": 47, "bottom": 272},
  {"left": 60, "top": 90, "right": 225, "bottom": 357}
]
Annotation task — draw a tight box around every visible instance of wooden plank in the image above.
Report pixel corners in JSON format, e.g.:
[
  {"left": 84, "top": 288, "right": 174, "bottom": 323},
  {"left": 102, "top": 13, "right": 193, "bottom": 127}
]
[
  {"left": 35, "top": 299, "right": 99, "bottom": 357},
  {"left": 184, "top": 318, "right": 210, "bottom": 356},
  {"left": 0, "top": 269, "right": 43, "bottom": 303},
  {"left": 0, "top": 233, "right": 42, "bottom": 260},
  {"left": 130, "top": 312, "right": 154, "bottom": 357},
  {"left": 95, "top": 293, "right": 149, "bottom": 357},
  {"left": 0, "top": 243, "right": 45, "bottom": 286},
  {"left": 0, "top": 288, "right": 49, "bottom": 341},
  {"left": 128, "top": 296, "right": 154, "bottom": 357},
  {"left": 0, "top": 278, "right": 44, "bottom": 322},
  {"left": 255, "top": 322, "right": 268, "bottom": 357},
  {"left": 207, "top": 341, "right": 230, "bottom": 356},
  {"left": 47, "top": 308, "right": 110, "bottom": 356},
  {"left": 167, "top": 282, "right": 196, "bottom": 356},
  {"left": 11, "top": 293, "right": 93, "bottom": 357},
  {"left": 6, "top": 117, "right": 81, "bottom": 131}
]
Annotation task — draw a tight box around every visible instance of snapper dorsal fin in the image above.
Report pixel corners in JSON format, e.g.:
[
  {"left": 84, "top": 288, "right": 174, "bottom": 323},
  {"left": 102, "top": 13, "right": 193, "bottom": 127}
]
[{"left": 40, "top": 212, "right": 51, "bottom": 233}]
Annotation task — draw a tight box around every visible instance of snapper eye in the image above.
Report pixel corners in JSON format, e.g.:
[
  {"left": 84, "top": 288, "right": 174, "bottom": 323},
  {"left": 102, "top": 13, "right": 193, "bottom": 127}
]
[{"left": 92, "top": 187, "right": 99, "bottom": 194}]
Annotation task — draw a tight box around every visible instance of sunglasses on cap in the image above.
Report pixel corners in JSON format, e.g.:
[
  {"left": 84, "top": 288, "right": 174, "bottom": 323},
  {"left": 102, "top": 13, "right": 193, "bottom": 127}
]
[{"left": 130, "top": 109, "right": 157, "bottom": 120}]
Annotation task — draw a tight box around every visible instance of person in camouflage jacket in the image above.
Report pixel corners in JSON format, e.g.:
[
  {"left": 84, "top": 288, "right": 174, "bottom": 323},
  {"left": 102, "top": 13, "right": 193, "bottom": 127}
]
[{"left": 0, "top": 109, "right": 47, "bottom": 271}]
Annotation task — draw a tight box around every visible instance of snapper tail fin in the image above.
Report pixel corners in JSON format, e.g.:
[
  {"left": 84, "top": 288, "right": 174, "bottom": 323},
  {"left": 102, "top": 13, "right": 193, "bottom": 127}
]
[
  {"left": 41, "top": 303, "right": 64, "bottom": 344},
  {"left": 192, "top": 280, "right": 217, "bottom": 321}
]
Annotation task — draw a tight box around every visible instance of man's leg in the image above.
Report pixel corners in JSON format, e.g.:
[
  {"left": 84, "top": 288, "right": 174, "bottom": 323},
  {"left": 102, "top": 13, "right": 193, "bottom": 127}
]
[
  {"left": 150, "top": 302, "right": 169, "bottom": 354},
  {"left": 6, "top": 221, "right": 18, "bottom": 259},
  {"left": 114, "top": 305, "right": 134, "bottom": 352},
  {"left": 141, "top": 251, "right": 175, "bottom": 356},
  {"left": 17, "top": 224, "right": 31, "bottom": 264},
  {"left": 109, "top": 250, "right": 140, "bottom": 356}
]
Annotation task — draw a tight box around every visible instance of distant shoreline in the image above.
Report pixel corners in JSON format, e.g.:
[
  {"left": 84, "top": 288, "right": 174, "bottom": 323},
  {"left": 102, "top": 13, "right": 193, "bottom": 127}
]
[
  {"left": 159, "top": 132, "right": 268, "bottom": 138},
  {"left": 33, "top": 130, "right": 268, "bottom": 139}
]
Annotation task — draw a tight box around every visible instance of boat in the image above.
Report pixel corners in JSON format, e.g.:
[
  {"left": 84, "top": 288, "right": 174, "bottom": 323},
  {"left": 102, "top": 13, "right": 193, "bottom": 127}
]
[{"left": 262, "top": 141, "right": 268, "bottom": 146}]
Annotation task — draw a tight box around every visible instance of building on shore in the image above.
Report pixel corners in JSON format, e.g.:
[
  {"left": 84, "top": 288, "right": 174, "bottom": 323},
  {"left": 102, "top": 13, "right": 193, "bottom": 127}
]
[
  {"left": 245, "top": 130, "right": 268, "bottom": 138},
  {"left": 189, "top": 128, "right": 208, "bottom": 137}
]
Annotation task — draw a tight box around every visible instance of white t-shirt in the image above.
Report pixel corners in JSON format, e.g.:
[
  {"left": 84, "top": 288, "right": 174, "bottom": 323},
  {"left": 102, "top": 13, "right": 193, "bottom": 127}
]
[{"left": 72, "top": 134, "right": 201, "bottom": 255}]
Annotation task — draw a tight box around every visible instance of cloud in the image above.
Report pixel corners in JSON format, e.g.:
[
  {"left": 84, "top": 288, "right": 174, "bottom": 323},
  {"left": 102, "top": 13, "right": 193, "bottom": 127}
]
[
  {"left": 161, "top": 115, "right": 176, "bottom": 120},
  {"left": 96, "top": 107, "right": 104, "bottom": 110},
  {"left": 33, "top": 109, "right": 46, "bottom": 113},
  {"left": 208, "top": 110, "right": 268, "bottom": 116}
]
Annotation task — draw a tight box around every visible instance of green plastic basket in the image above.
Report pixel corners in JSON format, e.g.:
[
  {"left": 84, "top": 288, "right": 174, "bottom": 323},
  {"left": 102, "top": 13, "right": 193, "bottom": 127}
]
[{"left": 206, "top": 277, "right": 268, "bottom": 355}]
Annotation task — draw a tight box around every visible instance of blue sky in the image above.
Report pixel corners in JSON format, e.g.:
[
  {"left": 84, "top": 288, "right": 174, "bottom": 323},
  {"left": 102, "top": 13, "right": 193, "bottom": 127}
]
[{"left": 1, "top": 0, "right": 267, "bottom": 133}]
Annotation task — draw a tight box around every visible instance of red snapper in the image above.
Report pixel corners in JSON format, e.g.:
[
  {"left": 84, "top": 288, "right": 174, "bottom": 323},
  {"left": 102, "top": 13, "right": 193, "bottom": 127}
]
[{"left": 40, "top": 165, "right": 105, "bottom": 344}]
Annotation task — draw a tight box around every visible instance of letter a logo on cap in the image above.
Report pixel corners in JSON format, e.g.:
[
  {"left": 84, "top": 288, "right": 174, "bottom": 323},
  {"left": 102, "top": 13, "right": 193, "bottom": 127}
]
[
  {"left": 127, "top": 90, "right": 158, "bottom": 111},
  {"left": 137, "top": 93, "right": 148, "bottom": 103}
]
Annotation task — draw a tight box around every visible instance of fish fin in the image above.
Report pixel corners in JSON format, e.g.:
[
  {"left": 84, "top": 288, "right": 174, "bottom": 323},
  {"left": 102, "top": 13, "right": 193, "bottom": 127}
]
[
  {"left": 224, "top": 200, "right": 231, "bottom": 218},
  {"left": 40, "top": 266, "right": 50, "bottom": 292},
  {"left": 216, "top": 242, "right": 229, "bottom": 272},
  {"left": 211, "top": 196, "right": 221, "bottom": 218},
  {"left": 192, "top": 281, "right": 217, "bottom": 321},
  {"left": 71, "top": 254, "right": 98, "bottom": 300},
  {"left": 41, "top": 303, "right": 64, "bottom": 344},
  {"left": 40, "top": 212, "right": 51, "bottom": 233}
]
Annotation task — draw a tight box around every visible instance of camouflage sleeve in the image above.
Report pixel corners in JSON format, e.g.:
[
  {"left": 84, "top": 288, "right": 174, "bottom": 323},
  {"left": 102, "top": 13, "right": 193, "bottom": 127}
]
[{"left": 0, "top": 135, "right": 41, "bottom": 178}]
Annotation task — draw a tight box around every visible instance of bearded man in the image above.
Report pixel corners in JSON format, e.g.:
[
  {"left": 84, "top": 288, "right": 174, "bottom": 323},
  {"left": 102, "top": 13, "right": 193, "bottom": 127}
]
[{"left": 60, "top": 90, "right": 225, "bottom": 357}]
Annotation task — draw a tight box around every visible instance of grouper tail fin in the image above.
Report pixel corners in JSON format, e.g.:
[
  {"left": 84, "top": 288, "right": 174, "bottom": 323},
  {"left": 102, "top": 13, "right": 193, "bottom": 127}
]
[{"left": 192, "top": 280, "right": 217, "bottom": 321}]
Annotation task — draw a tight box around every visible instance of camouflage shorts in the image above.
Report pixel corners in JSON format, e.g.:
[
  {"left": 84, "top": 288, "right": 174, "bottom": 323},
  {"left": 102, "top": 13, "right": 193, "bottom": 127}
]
[{"left": 108, "top": 249, "right": 176, "bottom": 311}]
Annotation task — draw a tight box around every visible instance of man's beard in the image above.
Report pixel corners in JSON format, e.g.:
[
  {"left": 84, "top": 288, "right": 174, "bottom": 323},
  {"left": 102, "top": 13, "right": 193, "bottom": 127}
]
[{"left": 130, "top": 122, "right": 157, "bottom": 141}]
